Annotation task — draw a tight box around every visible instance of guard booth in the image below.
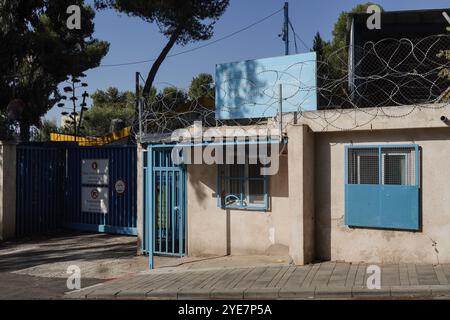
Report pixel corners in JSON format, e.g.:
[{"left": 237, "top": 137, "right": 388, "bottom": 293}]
[
  {"left": 142, "top": 145, "right": 187, "bottom": 269},
  {"left": 15, "top": 143, "right": 137, "bottom": 237}
]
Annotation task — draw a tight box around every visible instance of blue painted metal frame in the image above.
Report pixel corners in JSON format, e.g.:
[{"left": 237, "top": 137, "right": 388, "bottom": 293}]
[
  {"left": 345, "top": 144, "right": 420, "bottom": 231},
  {"left": 217, "top": 170, "right": 269, "bottom": 211},
  {"left": 63, "top": 145, "right": 137, "bottom": 235},
  {"left": 15, "top": 144, "right": 137, "bottom": 238},
  {"left": 143, "top": 145, "right": 187, "bottom": 269},
  {"left": 16, "top": 145, "right": 66, "bottom": 237}
]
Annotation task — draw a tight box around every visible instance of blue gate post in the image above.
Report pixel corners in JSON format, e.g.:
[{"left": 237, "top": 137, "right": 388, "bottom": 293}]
[{"left": 146, "top": 146, "right": 154, "bottom": 269}]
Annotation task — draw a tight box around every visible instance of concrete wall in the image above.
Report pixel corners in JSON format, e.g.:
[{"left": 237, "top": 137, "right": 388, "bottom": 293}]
[
  {"left": 186, "top": 125, "right": 315, "bottom": 265},
  {"left": 187, "top": 154, "right": 291, "bottom": 257},
  {"left": 315, "top": 128, "right": 450, "bottom": 264},
  {"left": 143, "top": 105, "right": 450, "bottom": 264},
  {"left": 0, "top": 141, "right": 16, "bottom": 241},
  {"left": 287, "top": 125, "right": 315, "bottom": 265}
]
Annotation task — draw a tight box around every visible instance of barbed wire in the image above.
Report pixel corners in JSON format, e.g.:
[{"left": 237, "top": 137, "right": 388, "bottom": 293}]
[{"left": 134, "top": 34, "right": 450, "bottom": 141}]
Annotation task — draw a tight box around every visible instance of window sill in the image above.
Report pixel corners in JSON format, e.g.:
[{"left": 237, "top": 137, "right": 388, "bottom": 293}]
[{"left": 220, "top": 205, "right": 268, "bottom": 212}]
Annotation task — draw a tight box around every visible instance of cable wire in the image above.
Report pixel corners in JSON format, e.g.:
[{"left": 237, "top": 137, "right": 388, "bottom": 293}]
[
  {"left": 98, "top": 8, "right": 283, "bottom": 68},
  {"left": 288, "top": 19, "right": 310, "bottom": 51}
]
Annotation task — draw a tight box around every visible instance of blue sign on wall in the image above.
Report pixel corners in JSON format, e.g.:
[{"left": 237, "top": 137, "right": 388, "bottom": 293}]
[{"left": 215, "top": 52, "right": 317, "bottom": 120}]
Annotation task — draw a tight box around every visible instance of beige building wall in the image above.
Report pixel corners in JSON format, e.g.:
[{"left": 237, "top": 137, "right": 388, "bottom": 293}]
[
  {"left": 315, "top": 128, "right": 450, "bottom": 264},
  {"left": 187, "top": 154, "right": 291, "bottom": 257},
  {"left": 139, "top": 105, "right": 450, "bottom": 265},
  {"left": 186, "top": 125, "right": 315, "bottom": 264},
  {"left": 0, "top": 141, "right": 17, "bottom": 241}
]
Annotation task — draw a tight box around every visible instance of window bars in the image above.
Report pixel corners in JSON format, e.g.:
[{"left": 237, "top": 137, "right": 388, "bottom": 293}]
[
  {"left": 347, "top": 146, "right": 418, "bottom": 186},
  {"left": 217, "top": 154, "right": 268, "bottom": 210}
]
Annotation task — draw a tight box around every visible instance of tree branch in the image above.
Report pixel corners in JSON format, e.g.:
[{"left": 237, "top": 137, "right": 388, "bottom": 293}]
[{"left": 143, "top": 26, "right": 183, "bottom": 99}]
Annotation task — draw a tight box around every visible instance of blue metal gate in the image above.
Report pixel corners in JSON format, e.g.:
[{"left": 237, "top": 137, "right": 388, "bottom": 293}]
[
  {"left": 143, "top": 146, "right": 186, "bottom": 268},
  {"left": 16, "top": 143, "right": 137, "bottom": 237},
  {"left": 63, "top": 145, "right": 137, "bottom": 235},
  {"left": 16, "top": 145, "right": 65, "bottom": 237}
]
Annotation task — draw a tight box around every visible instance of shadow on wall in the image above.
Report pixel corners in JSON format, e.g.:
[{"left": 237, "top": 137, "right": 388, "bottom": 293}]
[
  {"left": 188, "top": 163, "right": 217, "bottom": 207},
  {"left": 314, "top": 138, "right": 332, "bottom": 261},
  {"left": 215, "top": 59, "right": 268, "bottom": 119},
  {"left": 268, "top": 155, "right": 289, "bottom": 211}
]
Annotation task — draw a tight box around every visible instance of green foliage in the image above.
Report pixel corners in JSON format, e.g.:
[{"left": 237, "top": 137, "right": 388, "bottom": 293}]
[
  {"left": 437, "top": 50, "right": 450, "bottom": 101},
  {"left": 188, "top": 73, "right": 215, "bottom": 100},
  {"left": 331, "top": 3, "right": 382, "bottom": 49},
  {"left": 80, "top": 87, "right": 136, "bottom": 136},
  {"left": 0, "top": 0, "right": 109, "bottom": 140},
  {"left": 314, "top": 2, "right": 383, "bottom": 108},
  {"left": 159, "top": 87, "right": 188, "bottom": 107}
]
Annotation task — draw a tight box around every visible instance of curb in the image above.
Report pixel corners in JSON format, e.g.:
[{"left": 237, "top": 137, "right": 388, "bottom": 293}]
[{"left": 67, "top": 284, "right": 450, "bottom": 300}]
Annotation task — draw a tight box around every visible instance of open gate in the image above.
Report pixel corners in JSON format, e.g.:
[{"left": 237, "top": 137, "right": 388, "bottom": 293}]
[
  {"left": 143, "top": 146, "right": 186, "bottom": 268},
  {"left": 16, "top": 143, "right": 137, "bottom": 237}
]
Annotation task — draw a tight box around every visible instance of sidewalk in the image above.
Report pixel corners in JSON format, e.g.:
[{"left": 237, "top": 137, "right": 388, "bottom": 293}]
[{"left": 67, "top": 262, "right": 450, "bottom": 300}]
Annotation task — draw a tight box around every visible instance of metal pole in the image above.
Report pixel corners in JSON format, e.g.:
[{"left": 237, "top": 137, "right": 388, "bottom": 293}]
[
  {"left": 136, "top": 72, "right": 142, "bottom": 143},
  {"left": 72, "top": 81, "right": 77, "bottom": 143},
  {"left": 284, "top": 2, "right": 289, "bottom": 55},
  {"left": 279, "top": 84, "right": 283, "bottom": 140}
]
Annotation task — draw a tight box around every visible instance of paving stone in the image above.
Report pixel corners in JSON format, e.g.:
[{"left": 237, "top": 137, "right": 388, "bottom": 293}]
[
  {"left": 226, "top": 269, "right": 253, "bottom": 289},
  {"left": 283, "top": 266, "right": 311, "bottom": 288},
  {"left": 433, "top": 265, "right": 449, "bottom": 285},
  {"left": 302, "top": 264, "right": 321, "bottom": 287},
  {"left": 267, "top": 266, "right": 290, "bottom": 287},
  {"left": 354, "top": 264, "right": 367, "bottom": 287},
  {"left": 407, "top": 264, "right": 419, "bottom": 285},
  {"left": 399, "top": 264, "right": 410, "bottom": 286},
  {"left": 276, "top": 266, "right": 296, "bottom": 288},
  {"left": 345, "top": 264, "right": 358, "bottom": 287},
  {"left": 244, "top": 288, "right": 280, "bottom": 299},
  {"left": 85, "top": 287, "right": 122, "bottom": 299},
  {"left": 251, "top": 267, "right": 282, "bottom": 288},
  {"left": 116, "top": 288, "right": 152, "bottom": 299}
]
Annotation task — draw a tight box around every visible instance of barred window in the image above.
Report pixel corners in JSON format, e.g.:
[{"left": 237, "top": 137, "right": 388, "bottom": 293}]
[
  {"left": 348, "top": 146, "right": 417, "bottom": 186},
  {"left": 348, "top": 148, "right": 379, "bottom": 184},
  {"left": 345, "top": 145, "right": 420, "bottom": 231},
  {"left": 382, "top": 148, "right": 416, "bottom": 186},
  {"left": 218, "top": 155, "right": 268, "bottom": 210}
]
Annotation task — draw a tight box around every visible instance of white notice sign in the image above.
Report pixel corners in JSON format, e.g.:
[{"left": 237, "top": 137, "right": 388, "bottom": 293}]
[
  {"left": 82, "top": 159, "right": 109, "bottom": 185},
  {"left": 82, "top": 187, "right": 109, "bottom": 214}
]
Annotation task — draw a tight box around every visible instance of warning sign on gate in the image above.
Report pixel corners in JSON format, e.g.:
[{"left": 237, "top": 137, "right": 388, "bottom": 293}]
[
  {"left": 82, "top": 159, "right": 109, "bottom": 185},
  {"left": 82, "top": 187, "right": 109, "bottom": 214},
  {"left": 115, "top": 179, "right": 126, "bottom": 194}
]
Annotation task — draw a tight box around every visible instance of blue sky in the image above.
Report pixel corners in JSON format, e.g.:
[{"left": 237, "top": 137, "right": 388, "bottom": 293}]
[{"left": 46, "top": 0, "right": 449, "bottom": 122}]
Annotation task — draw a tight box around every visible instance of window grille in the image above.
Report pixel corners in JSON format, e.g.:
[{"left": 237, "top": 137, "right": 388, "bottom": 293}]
[
  {"left": 382, "top": 148, "right": 416, "bottom": 186},
  {"left": 347, "top": 146, "right": 417, "bottom": 186},
  {"left": 218, "top": 155, "right": 268, "bottom": 210},
  {"left": 348, "top": 148, "right": 379, "bottom": 184},
  {"left": 345, "top": 144, "right": 420, "bottom": 231}
]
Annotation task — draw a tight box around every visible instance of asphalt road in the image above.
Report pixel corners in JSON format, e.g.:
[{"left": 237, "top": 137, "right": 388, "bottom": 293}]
[{"left": 0, "top": 272, "right": 103, "bottom": 300}]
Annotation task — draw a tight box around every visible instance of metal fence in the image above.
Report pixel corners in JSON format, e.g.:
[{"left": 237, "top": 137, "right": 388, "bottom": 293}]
[
  {"left": 16, "top": 145, "right": 66, "bottom": 237},
  {"left": 15, "top": 143, "right": 137, "bottom": 237}
]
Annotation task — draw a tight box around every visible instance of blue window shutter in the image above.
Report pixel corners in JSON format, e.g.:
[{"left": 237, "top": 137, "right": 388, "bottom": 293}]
[{"left": 345, "top": 145, "right": 420, "bottom": 231}]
